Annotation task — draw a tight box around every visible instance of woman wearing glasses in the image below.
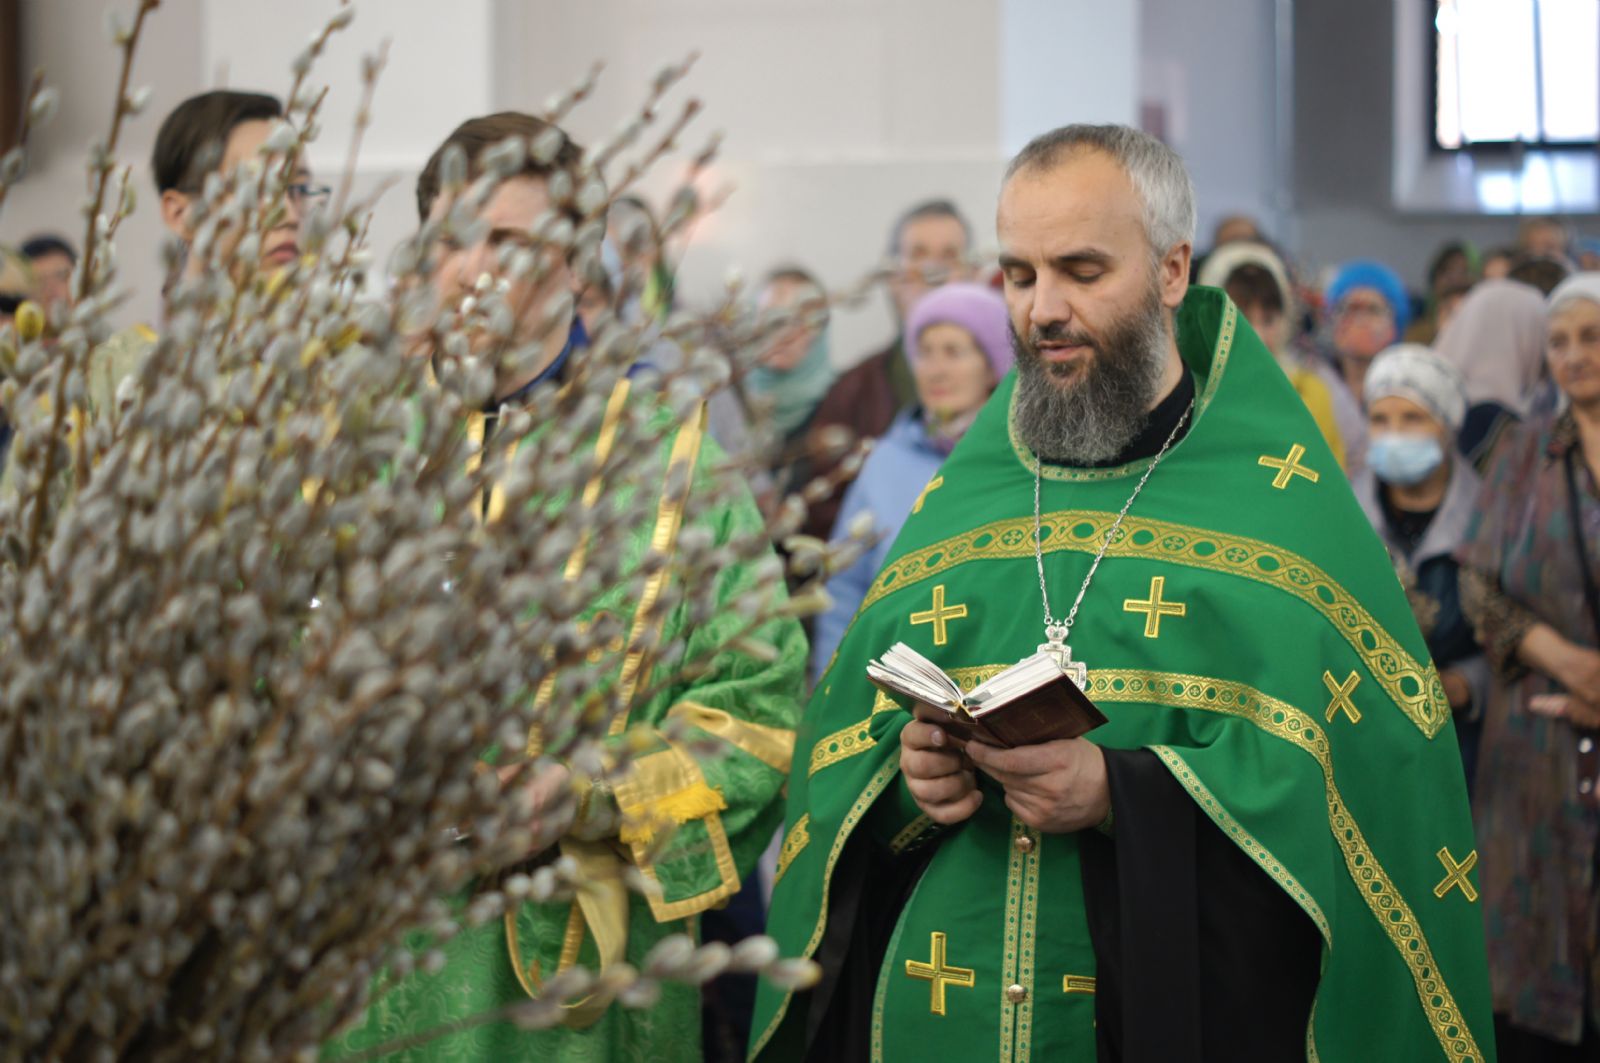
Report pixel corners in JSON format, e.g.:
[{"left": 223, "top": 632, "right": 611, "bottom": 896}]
[{"left": 1460, "top": 273, "right": 1600, "bottom": 1061}]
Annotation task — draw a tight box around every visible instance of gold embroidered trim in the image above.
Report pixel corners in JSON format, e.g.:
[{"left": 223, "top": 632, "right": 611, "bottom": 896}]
[
  {"left": 1091, "top": 670, "right": 1484, "bottom": 1063},
  {"left": 669, "top": 700, "right": 796, "bottom": 773},
  {"left": 529, "top": 378, "right": 635, "bottom": 726},
  {"left": 860, "top": 510, "right": 1448, "bottom": 738},
  {"left": 888, "top": 814, "right": 935, "bottom": 855},
  {"left": 752, "top": 759, "right": 900, "bottom": 1057},
  {"left": 1062, "top": 975, "right": 1097, "bottom": 995},
  {"left": 1149, "top": 744, "right": 1331, "bottom": 943},
  {"left": 809, "top": 721, "right": 875, "bottom": 777},
  {"left": 810, "top": 668, "right": 1010, "bottom": 779},
  {"left": 999, "top": 818, "right": 1041, "bottom": 1061},
  {"left": 1010, "top": 300, "right": 1236, "bottom": 482},
  {"left": 611, "top": 401, "right": 709, "bottom": 731},
  {"left": 774, "top": 814, "right": 810, "bottom": 886},
  {"left": 1015, "top": 824, "right": 1041, "bottom": 1063}
]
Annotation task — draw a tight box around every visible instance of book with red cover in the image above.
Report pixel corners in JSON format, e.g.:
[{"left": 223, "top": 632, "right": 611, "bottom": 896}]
[{"left": 866, "top": 642, "right": 1107, "bottom": 747}]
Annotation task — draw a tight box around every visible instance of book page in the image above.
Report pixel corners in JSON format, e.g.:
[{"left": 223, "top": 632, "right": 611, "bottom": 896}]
[
  {"left": 967, "top": 652, "right": 1064, "bottom": 710},
  {"left": 866, "top": 643, "right": 964, "bottom": 709}
]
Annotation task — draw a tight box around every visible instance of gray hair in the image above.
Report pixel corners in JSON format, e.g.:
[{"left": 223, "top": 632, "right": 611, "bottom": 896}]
[{"left": 1004, "top": 124, "right": 1196, "bottom": 260}]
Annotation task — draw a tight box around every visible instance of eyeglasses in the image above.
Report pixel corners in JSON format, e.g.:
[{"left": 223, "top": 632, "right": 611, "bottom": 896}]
[
  {"left": 286, "top": 182, "right": 332, "bottom": 208},
  {"left": 1335, "top": 301, "right": 1393, "bottom": 322}
]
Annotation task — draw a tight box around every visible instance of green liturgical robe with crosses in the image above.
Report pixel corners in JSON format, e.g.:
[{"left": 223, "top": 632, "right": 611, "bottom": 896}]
[{"left": 752, "top": 288, "right": 1495, "bottom": 1062}]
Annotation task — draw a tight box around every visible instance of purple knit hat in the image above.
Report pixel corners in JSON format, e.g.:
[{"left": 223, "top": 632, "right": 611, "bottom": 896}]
[{"left": 905, "top": 283, "right": 1015, "bottom": 378}]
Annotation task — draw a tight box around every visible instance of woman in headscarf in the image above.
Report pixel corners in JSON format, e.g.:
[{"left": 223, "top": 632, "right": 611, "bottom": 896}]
[
  {"left": 1353, "top": 344, "right": 1486, "bottom": 789},
  {"left": 811, "top": 283, "right": 1011, "bottom": 675},
  {"left": 1458, "top": 273, "right": 1600, "bottom": 1060},
  {"left": 749, "top": 264, "right": 836, "bottom": 464},
  {"left": 1434, "top": 278, "right": 1549, "bottom": 470}
]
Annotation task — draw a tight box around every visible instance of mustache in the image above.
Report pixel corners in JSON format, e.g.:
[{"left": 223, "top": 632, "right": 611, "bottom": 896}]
[{"left": 1026, "top": 320, "right": 1097, "bottom": 350}]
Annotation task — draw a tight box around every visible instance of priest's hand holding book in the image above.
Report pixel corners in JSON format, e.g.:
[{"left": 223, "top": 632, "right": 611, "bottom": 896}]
[{"left": 873, "top": 642, "right": 1112, "bottom": 833}]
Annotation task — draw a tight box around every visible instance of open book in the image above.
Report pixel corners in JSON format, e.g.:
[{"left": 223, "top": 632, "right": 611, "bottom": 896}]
[{"left": 866, "top": 642, "right": 1107, "bottom": 748}]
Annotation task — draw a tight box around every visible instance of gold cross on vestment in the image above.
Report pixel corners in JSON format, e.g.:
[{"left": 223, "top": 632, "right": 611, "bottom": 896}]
[
  {"left": 1123, "top": 576, "right": 1187, "bottom": 638},
  {"left": 1433, "top": 847, "right": 1479, "bottom": 902},
  {"left": 910, "top": 584, "right": 967, "bottom": 646},
  {"left": 1323, "top": 670, "right": 1362, "bottom": 724},
  {"left": 912, "top": 475, "right": 944, "bottom": 514},
  {"left": 905, "top": 931, "right": 976, "bottom": 1016},
  {"left": 1259, "top": 444, "right": 1320, "bottom": 489}
]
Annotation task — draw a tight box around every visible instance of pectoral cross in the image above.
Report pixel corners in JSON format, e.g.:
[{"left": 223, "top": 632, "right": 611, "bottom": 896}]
[
  {"left": 910, "top": 584, "right": 967, "bottom": 646},
  {"left": 1040, "top": 624, "right": 1089, "bottom": 689},
  {"left": 1258, "top": 444, "right": 1320, "bottom": 489},
  {"left": 905, "top": 931, "right": 976, "bottom": 1016}
]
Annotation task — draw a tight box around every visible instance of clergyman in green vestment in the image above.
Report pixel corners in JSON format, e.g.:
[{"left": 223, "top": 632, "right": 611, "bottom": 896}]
[
  {"left": 752, "top": 126, "right": 1494, "bottom": 1062},
  {"left": 328, "top": 113, "right": 806, "bottom": 1062}
]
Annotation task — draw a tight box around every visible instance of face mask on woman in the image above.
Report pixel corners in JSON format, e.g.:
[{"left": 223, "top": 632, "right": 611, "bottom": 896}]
[{"left": 1368, "top": 432, "right": 1445, "bottom": 486}]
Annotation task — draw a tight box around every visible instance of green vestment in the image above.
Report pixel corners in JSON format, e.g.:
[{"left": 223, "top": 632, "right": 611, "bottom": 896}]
[
  {"left": 331, "top": 383, "right": 807, "bottom": 1061},
  {"left": 752, "top": 289, "right": 1494, "bottom": 1062}
]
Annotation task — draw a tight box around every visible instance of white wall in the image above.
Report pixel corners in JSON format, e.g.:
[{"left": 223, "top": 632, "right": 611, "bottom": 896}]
[
  {"left": 8, "top": 0, "right": 209, "bottom": 328},
  {"left": 495, "top": 0, "right": 1011, "bottom": 367},
  {"left": 3, "top": 0, "right": 1142, "bottom": 361},
  {"left": 1139, "top": 0, "right": 1281, "bottom": 247}
]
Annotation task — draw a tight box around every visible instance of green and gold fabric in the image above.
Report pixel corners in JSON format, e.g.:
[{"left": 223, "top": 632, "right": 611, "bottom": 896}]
[
  {"left": 332, "top": 379, "right": 807, "bottom": 1061},
  {"left": 753, "top": 288, "right": 1493, "bottom": 1062}
]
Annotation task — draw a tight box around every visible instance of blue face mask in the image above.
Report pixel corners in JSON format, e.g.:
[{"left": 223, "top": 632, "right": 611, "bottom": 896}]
[{"left": 1368, "top": 432, "right": 1445, "bottom": 486}]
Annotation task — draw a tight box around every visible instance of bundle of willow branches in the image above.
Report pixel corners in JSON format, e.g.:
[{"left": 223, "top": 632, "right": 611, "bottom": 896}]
[{"left": 0, "top": 4, "right": 852, "bottom": 1059}]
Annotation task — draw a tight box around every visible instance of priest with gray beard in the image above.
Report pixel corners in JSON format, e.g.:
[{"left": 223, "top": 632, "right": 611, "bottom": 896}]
[{"left": 751, "top": 124, "right": 1493, "bottom": 1063}]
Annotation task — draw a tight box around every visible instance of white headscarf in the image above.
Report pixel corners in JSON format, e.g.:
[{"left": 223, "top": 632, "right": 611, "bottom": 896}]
[
  {"left": 1548, "top": 272, "right": 1600, "bottom": 316},
  {"left": 1432, "top": 279, "right": 1548, "bottom": 416},
  {"left": 1363, "top": 343, "right": 1468, "bottom": 432}
]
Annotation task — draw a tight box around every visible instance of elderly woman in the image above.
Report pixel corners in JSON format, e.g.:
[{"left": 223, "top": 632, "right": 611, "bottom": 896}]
[
  {"left": 1324, "top": 258, "right": 1411, "bottom": 401},
  {"left": 1354, "top": 345, "right": 1486, "bottom": 788},
  {"left": 811, "top": 283, "right": 1011, "bottom": 676},
  {"left": 1459, "top": 273, "right": 1600, "bottom": 1059}
]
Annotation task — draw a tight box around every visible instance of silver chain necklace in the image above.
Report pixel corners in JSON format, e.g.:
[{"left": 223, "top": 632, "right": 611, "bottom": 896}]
[{"left": 1032, "top": 400, "right": 1193, "bottom": 683}]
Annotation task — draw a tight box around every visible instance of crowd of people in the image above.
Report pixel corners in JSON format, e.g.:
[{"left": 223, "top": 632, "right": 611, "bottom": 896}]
[
  {"left": 5, "top": 82, "right": 1600, "bottom": 1061},
  {"left": 745, "top": 205, "right": 1600, "bottom": 1058}
]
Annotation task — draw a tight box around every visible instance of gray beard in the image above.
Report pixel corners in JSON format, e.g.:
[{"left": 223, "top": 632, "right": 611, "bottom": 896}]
[{"left": 1011, "top": 282, "right": 1171, "bottom": 465}]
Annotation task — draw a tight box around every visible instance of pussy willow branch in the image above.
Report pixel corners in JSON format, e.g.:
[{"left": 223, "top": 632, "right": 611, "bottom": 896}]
[
  {"left": 0, "top": 71, "right": 47, "bottom": 218},
  {"left": 329, "top": 39, "right": 390, "bottom": 225},
  {"left": 24, "top": 0, "right": 157, "bottom": 562}
]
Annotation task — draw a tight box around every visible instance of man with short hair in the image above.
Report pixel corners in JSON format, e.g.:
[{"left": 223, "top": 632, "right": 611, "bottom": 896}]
[
  {"left": 754, "top": 124, "right": 1492, "bottom": 1061},
  {"left": 152, "top": 89, "right": 325, "bottom": 276},
  {"left": 331, "top": 111, "right": 804, "bottom": 1063},
  {"left": 798, "top": 199, "right": 975, "bottom": 540},
  {"left": 83, "top": 90, "right": 327, "bottom": 419},
  {"left": 19, "top": 233, "right": 75, "bottom": 318},
  {"left": 1517, "top": 215, "right": 1570, "bottom": 261}
]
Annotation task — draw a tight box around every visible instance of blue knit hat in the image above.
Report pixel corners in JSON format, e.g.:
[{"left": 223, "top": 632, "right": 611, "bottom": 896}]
[{"left": 1327, "top": 259, "right": 1411, "bottom": 335}]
